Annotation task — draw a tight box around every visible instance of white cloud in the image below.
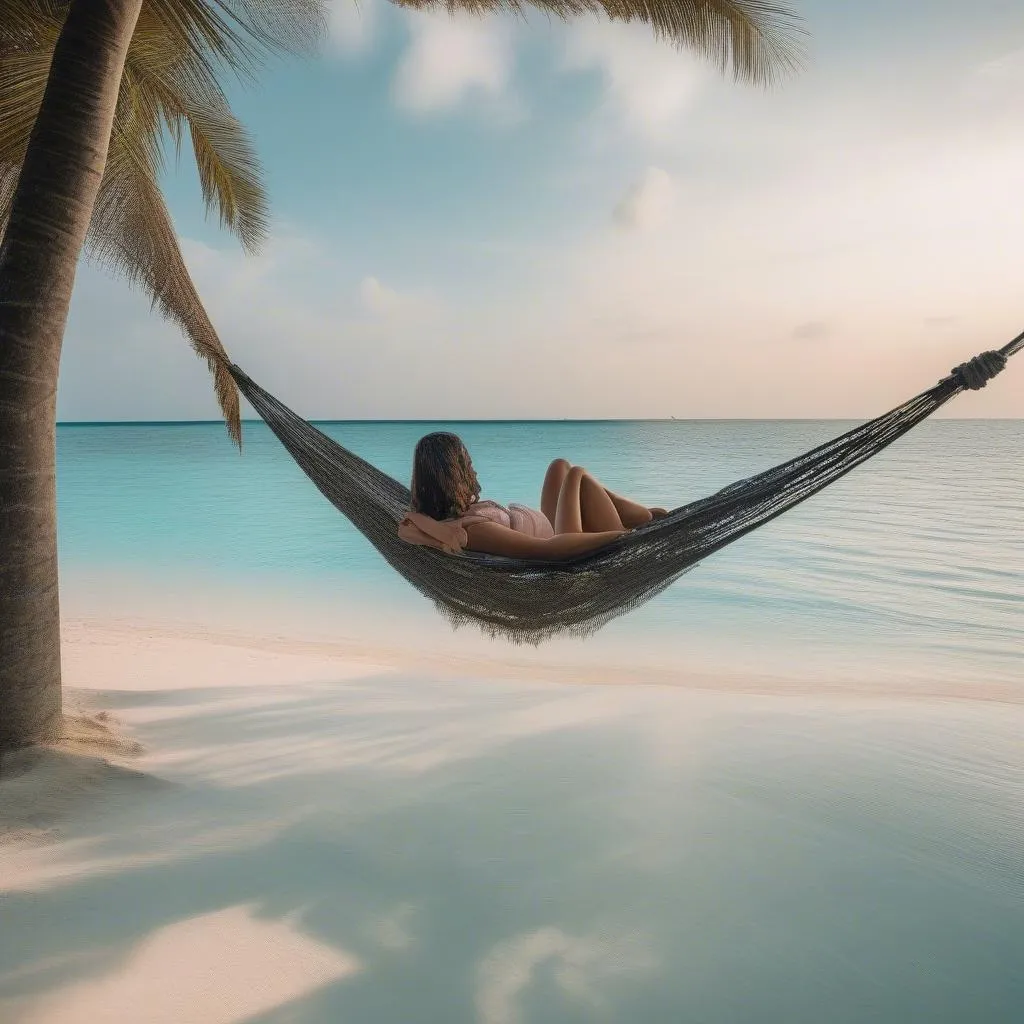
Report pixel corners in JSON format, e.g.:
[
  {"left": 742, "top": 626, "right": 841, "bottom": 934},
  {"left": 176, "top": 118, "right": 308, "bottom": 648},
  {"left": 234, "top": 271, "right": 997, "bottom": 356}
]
[
  {"left": 963, "top": 47, "right": 1024, "bottom": 115},
  {"left": 59, "top": 230, "right": 466, "bottom": 422},
  {"left": 393, "top": 14, "right": 516, "bottom": 115},
  {"left": 360, "top": 275, "right": 403, "bottom": 315},
  {"left": 563, "top": 21, "right": 705, "bottom": 138},
  {"left": 329, "top": 0, "right": 377, "bottom": 55},
  {"left": 359, "top": 274, "right": 441, "bottom": 322},
  {"left": 60, "top": 51, "right": 1024, "bottom": 425},
  {"left": 613, "top": 166, "right": 675, "bottom": 231},
  {"left": 968, "top": 47, "right": 1024, "bottom": 92},
  {"left": 552, "top": 123, "right": 1024, "bottom": 417}
]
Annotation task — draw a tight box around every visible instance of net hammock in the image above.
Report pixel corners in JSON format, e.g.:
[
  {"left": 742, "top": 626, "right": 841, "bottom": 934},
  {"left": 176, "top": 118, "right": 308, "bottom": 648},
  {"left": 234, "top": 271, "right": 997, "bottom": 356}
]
[{"left": 226, "top": 335, "right": 1020, "bottom": 643}]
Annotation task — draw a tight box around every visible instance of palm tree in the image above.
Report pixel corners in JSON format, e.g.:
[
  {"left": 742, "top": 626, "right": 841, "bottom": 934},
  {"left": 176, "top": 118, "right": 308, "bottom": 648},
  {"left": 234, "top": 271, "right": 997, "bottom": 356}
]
[
  {"left": 1, "top": 1, "right": 296, "bottom": 442},
  {"left": 0, "top": 0, "right": 323, "bottom": 751},
  {"left": 0, "top": 0, "right": 803, "bottom": 751}
]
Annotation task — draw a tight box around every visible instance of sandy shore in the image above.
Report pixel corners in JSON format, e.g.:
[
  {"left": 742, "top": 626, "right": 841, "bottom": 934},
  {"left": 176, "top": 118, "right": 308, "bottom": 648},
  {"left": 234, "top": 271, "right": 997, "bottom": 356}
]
[
  {"left": 2, "top": 617, "right": 1021, "bottom": 1023},
  {"left": 57, "top": 615, "right": 1024, "bottom": 704}
]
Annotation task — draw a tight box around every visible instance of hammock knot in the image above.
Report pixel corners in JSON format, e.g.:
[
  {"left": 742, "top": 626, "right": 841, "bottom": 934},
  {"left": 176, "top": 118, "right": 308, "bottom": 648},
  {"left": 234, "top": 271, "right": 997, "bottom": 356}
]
[{"left": 952, "top": 351, "right": 1006, "bottom": 390}]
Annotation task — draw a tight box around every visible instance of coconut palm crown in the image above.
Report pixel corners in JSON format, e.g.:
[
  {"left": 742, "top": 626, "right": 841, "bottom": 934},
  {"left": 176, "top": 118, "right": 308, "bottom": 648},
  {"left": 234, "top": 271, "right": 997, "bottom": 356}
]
[{"left": 1, "top": 0, "right": 329, "bottom": 443}]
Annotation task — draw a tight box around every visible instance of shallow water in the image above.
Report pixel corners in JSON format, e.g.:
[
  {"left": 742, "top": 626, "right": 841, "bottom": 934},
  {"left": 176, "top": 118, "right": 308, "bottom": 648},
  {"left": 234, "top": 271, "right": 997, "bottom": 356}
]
[
  {"left": 3, "top": 675, "right": 1022, "bottom": 1023},
  {"left": 58, "top": 418, "right": 1023, "bottom": 689}
]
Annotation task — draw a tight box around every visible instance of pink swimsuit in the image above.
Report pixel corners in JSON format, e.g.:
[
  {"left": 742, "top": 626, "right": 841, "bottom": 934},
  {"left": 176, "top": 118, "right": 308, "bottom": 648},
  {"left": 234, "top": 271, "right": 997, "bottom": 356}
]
[
  {"left": 397, "top": 499, "right": 554, "bottom": 553},
  {"left": 460, "top": 500, "right": 554, "bottom": 539}
]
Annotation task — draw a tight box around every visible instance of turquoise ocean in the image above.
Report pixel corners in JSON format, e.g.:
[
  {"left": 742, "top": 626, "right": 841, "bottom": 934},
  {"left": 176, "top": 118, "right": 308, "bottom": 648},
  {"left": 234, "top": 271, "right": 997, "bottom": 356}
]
[{"left": 58, "top": 417, "right": 1022, "bottom": 691}]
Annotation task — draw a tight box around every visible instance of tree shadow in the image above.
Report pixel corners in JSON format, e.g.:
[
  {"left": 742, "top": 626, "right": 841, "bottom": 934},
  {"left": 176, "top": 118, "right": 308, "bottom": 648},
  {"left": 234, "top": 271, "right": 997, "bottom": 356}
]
[
  {"left": 0, "top": 675, "right": 656, "bottom": 1022},
  {"left": 2, "top": 676, "right": 1023, "bottom": 1023}
]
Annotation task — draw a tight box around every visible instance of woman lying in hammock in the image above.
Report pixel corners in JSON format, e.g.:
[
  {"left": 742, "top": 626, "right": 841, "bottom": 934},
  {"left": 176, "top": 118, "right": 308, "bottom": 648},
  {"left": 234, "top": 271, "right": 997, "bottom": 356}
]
[{"left": 398, "top": 432, "right": 666, "bottom": 559}]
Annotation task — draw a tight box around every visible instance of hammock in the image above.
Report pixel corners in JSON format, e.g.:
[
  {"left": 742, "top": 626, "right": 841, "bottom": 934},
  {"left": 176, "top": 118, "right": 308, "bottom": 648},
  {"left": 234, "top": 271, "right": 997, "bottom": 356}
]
[{"left": 226, "top": 336, "right": 1020, "bottom": 643}]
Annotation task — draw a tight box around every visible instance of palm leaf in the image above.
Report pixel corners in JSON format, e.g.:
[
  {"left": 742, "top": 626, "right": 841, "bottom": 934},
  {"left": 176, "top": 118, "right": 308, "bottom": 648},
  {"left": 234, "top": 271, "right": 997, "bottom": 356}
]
[
  {"left": 119, "top": 16, "right": 269, "bottom": 252},
  {"left": 142, "top": 0, "right": 326, "bottom": 90},
  {"left": 183, "top": 99, "right": 267, "bottom": 253},
  {"left": 396, "top": 0, "right": 804, "bottom": 84},
  {"left": 0, "top": 163, "right": 18, "bottom": 237},
  {"left": 0, "top": 10, "right": 57, "bottom": 234},
  {"left": 0, "top": 0, "right": 300, "bottom": 442},
  {"left": 87, "top": 91, "right": 241, "bottom": 443},
  {"left": 0, "top": 0, "right": 63, "bottom": 52}
]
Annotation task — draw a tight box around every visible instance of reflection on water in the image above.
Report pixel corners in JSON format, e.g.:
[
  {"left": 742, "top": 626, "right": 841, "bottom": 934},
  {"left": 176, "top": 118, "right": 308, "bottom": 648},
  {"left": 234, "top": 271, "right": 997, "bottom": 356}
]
[{"left": 2, "top": 677, "right": 1020, "bottom": 1022}]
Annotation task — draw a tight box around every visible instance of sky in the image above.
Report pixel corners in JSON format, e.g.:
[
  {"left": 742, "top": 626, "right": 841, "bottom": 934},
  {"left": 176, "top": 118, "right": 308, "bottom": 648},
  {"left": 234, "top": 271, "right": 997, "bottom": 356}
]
[{"left": 58, "top": 0, "right": 1024, "bottom": 421}]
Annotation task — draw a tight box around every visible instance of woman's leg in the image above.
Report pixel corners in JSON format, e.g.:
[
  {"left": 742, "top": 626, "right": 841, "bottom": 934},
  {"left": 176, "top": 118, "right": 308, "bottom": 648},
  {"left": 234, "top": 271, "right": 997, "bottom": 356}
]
[
  {"left": 581, "top": 473, "right": 629, "bottom": 532},
  {"left": 554, "top": 465, "right": 584, "bottom": 534},
  {"left": 598, "top": 483, "right": 655, "bottom": 524},
  {"left": 576, "top": 472, "right": 661, "bottom": 528},
  {"left": 541, "top": 458, "right": 571, "bottom": 527},
  {"left": 555, "top": 465, "right": 624, "bottom": 534}
]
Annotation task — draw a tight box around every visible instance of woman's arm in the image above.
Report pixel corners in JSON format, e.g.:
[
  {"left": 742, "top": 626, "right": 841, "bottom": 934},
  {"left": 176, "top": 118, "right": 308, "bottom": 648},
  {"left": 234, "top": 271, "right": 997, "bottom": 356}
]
[{"left": 464, "top": 522, "right": 626, "bottom": 560}]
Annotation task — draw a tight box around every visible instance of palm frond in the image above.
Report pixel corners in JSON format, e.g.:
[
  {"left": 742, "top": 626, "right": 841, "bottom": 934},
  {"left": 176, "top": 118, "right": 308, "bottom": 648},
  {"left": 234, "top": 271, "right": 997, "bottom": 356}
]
[
  {"left": 0, "top": 7, "right": 57, "bottom": 238},
  {"left": 0, "top": 0, "right": 63, "bottom": 53},
  {"left": 207, "top": 0, "right": 327, "bottom": 58},
  {"left": 121, "top": 18, "right": 269, "bottom": 251},
  {"left": 184, "top": 98, "right": 268, "bottom": 253},
  {"left": 0, "top": 0, "right": 292, "bottom": 442},
  {"left": 143, "top": 0, "right": 327, "bottom": 88},
  {"left": 0, "top": 17, "right": 56, "bottom": 159},
  {"left": 394, "top": 0, "right": 805, "bottom": 85},
  {"left": 0, "top": 163, "right": 19, "bottom": 238},
  {"left": 87, "top": 106, "right": 241, "bottom": 444}
]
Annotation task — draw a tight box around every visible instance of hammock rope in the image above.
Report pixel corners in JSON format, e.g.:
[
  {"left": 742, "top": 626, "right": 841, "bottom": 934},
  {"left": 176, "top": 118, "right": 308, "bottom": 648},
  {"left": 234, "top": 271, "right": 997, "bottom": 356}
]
[{"left": 226, "top": 335, "right": 1019, "bottom": 643}]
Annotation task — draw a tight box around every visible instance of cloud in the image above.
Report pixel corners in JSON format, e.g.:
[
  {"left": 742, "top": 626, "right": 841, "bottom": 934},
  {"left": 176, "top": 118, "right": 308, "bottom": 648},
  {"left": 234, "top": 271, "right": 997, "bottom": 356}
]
[
  {"left": 329, "top": 0, "right": 377, "bottom": 55},
  {"left": 563, "top": 21, "right": 705, "bottom": 138},
  {"left": 59, "top": 229, "right": 467, "bottom": 422},
  {"left": 359, "top": 275, "right": 441, "bottom": 322},
  {"left": 792, "top": 320, "right": 831, "bottom": 342},
  {"left": 360, "top": 275, "right": 401, "bottom": 314},
  {"left": 613, "top": 167, "right": 675, "bottom": 232},
  {"left": 393, "top": 13, "right": 517, "bottom": 115},
  {"left": 60, "top": 43, "right": 1024, "bottom": 425},
  {"left": 550, "top": 106, "right": 1024, "bottom": 416},
  {"left": 965, "top": 47, "right": 1024, "bottom": 107}
]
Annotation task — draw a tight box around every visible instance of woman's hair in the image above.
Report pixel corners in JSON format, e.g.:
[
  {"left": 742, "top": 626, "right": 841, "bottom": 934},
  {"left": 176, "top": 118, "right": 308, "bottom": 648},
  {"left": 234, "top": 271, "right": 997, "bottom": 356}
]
[{"left": 410, "top": 432, "right": 480, "bottom": 520}]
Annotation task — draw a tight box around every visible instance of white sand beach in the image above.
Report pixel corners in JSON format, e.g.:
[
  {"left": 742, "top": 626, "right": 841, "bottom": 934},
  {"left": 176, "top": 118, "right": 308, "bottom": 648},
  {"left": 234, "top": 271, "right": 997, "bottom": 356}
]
[{"left": 2, "top": 613, "right": 1022, "bottom": 1024}]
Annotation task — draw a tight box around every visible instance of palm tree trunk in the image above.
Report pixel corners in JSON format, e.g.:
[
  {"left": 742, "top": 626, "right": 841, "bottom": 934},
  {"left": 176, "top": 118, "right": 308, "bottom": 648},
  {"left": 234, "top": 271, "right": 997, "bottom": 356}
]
[{"left": 0, "top": 0, "right": 144, "bottom": 750}]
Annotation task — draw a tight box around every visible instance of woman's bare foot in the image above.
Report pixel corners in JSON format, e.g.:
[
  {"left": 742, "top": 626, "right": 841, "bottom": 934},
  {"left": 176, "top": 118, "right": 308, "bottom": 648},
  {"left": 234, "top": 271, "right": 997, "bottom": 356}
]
[{"left": 626, "top": 507, "right": 668, "bottom": 530}]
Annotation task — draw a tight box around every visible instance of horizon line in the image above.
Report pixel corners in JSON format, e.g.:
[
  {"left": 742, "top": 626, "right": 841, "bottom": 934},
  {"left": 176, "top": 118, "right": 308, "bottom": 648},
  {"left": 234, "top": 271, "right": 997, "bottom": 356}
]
[{"left": 56, "top": 416, "right": 1024, "bottom": 425}]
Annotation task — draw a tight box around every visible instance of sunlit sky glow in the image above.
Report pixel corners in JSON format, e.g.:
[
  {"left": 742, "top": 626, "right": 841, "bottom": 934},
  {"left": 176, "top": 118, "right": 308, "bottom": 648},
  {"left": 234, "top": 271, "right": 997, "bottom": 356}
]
[{"left": 59, "top": 0, "right": 1024, "bottom": 420}]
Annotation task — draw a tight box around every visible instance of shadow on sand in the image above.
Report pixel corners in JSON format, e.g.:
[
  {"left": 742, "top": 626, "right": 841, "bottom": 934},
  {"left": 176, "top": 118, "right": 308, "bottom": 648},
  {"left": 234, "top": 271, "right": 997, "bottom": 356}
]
[{"left": 2, "top": 674, "right": 1022, "bottom": 1023}]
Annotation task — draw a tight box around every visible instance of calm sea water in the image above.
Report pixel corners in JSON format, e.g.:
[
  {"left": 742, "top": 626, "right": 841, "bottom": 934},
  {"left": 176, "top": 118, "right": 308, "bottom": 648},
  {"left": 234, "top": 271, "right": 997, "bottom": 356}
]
[{"left": 57, "top": 418, "right": 1022, "bottom": 690}]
